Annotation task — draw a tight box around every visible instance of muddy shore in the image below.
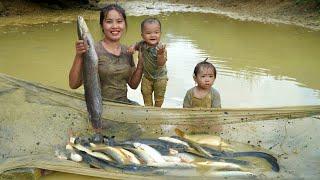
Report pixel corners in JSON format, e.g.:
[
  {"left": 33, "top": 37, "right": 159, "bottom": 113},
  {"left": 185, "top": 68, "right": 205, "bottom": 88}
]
[{"left": 0, "top": 0, "right": 319, "bottom": 30}]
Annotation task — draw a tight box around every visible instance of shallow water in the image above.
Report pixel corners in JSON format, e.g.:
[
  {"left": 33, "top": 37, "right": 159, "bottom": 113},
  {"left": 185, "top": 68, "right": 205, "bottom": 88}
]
[{"left": 0, "top": 12, "right": 320, "bottom": 108}]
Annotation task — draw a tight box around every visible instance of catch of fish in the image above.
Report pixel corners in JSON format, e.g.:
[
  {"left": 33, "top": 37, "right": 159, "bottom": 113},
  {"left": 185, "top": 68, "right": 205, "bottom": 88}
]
[{"left": 59, "top": 128, "right": 279, "bottom": 177}]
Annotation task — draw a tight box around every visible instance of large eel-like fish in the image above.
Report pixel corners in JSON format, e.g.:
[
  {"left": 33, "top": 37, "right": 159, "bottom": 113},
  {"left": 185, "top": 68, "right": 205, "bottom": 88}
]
[
  {"left": 76, "top": 16, "right": 102, "bottom": 129},
  {"left": 174, "top": 128, "right": 280, "bottom": 172}
]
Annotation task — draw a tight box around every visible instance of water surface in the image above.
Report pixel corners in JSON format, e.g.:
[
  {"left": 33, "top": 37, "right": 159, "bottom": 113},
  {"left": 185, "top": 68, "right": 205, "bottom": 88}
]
[{"left": 0, "top": 12, "right": 319, "bottom": 108}]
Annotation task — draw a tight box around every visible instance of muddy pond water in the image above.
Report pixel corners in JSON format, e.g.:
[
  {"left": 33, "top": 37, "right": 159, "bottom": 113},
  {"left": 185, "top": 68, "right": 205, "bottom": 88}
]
[{"left": 0, "top": 12, "right": 320, "bottom": 108}]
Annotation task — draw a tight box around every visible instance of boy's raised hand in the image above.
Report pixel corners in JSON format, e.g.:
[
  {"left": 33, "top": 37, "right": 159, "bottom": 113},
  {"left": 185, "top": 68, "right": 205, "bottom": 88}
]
[{"left": 156, "top": 43, "right": 166, "bottom": 55}]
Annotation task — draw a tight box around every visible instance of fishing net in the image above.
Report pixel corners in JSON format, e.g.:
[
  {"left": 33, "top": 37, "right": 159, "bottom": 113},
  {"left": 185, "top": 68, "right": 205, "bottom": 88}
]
[{"left": 0, "top": 73, "right": 319, "bottom": 179}]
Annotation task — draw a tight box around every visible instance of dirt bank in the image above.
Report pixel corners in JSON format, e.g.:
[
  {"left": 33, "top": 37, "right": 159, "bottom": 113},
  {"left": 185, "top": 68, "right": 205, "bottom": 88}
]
[
  {"left": 170, "top": 0, "right": 320, "bottom": 30},
  {"left": 0, "top": 0, "right": 319, "bottom": 30}
]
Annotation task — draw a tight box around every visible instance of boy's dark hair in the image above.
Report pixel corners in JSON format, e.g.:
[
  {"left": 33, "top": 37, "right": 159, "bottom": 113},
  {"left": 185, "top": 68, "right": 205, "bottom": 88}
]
[
  {"left": 193, "top": 58, "right": 217, "bottom": 78},
  {"left": 140, "top": 17, "right": 161, "bottom": 33},
  {"left": 99, "top": 4, "right": 127, "bottom": 29}
]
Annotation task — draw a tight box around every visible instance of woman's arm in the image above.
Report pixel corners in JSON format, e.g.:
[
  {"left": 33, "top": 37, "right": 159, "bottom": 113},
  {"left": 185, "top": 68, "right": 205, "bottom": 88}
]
[
  {"left": 128, "top": 48, "right": 144, "bottom": 89},
  {"left": 127, "top": 41, "right": 140, "bottom": 54},
  {"left": 69, "top": 40, "right": 87, "bottom": 89}
]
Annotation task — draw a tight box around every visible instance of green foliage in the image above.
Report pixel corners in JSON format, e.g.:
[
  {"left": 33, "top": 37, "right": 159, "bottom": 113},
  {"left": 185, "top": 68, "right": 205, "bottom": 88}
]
[
  {"left": 295, "top": 0, "right": 320, "bottom": 5},
  {"left": 295, "top": 0, "right": 320, "bottom": 13}
]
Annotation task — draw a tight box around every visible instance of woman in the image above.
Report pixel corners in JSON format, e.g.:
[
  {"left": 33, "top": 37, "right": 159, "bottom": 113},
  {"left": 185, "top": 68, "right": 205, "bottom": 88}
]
[{"left": 69, "top": 4, "right": 143, "bottom": 104}]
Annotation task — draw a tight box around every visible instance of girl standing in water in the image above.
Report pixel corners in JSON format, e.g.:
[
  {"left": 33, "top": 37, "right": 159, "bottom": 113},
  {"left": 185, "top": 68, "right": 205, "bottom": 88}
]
[{"left": 183, "top": 59, "right": 221, "bottom": 108}]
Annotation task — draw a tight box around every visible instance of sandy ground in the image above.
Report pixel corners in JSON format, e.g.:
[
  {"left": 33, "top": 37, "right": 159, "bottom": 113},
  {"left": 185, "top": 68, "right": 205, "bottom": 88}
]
[{"left": 0, "top": 0, "right": 319, "bottom": 30}]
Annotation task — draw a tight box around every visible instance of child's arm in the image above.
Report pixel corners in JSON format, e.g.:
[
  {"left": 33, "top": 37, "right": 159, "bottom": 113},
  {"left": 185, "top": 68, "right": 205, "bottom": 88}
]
[
  {"left": 183, "top": 89, "right": 192, "bottom": 108},
  {"left": 156, "top": 43, "right": 167, "bottom": 66},
  {"left": 211, "top": 89, "right": 221, "bottom": 108}
]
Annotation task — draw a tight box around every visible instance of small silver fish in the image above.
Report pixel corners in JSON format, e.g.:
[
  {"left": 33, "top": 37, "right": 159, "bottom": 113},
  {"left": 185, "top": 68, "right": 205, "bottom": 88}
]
[
  {"left": 208, "top": 171, "right": 255, "bottom": 178},
  {"left": 158, "top": 137, "right": 190, "bottom": 147},
  {"left": 175, "top": 153, "right": 196, "bottom": 163},
  {"left": 69, "top": 143, "right": 113, "bottom": 162},
  {"left": 148, "top": 162, "right": 196, "bottom": 169},
  {"left": 162, "top": 156, "right": 182, "bottom": 163},
  {"left": 196, "top": 161, "right": 243, "bottom": 171},
  {"left": 117, "top": 147, "right": 141, "bottom": 165},
  {"left": 99, "top": 146, "right": 128, "bottom": 165},
  {"left": 133, "top": 142, "right": 166, "bottom": 163}
]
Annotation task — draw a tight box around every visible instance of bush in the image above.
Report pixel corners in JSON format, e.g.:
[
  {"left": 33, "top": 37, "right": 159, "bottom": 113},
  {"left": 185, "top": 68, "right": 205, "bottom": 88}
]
[
  {"left": 295, "top": 0, "right": 320, "bottom": 13},
  {"left": 295, "top": 0, "right": 320, "bottom": 5}
]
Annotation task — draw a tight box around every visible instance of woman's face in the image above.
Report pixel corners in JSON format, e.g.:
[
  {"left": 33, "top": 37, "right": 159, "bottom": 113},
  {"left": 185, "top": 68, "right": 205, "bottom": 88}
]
[{"left": 102, "top": 9, "right": 126, "bottom": 42}]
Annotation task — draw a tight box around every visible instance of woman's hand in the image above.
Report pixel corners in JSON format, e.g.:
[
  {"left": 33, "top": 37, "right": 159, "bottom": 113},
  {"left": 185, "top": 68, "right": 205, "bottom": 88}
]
[
  {"left": 69, "top": 40, "right": 87, "bottom": 89},
  {"left": 128, "top": 46, "right": 144, "bottom": 89},
  {"left": 127, "top": 44, "right": 136, "bottom": 54},
  {"left": 75, "top": 40, "right": 88, "bottom": 56}
]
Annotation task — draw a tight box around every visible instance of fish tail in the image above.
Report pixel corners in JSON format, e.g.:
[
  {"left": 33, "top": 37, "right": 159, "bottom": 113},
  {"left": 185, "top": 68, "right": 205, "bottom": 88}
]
[
  {"left": 91, "top": 117, "right": 102, "bottom": 130},
  {"left": 174, "top": 128, "right": 185, "bottom": 138},
  {"left": 77, "top": 150, "right": 112, "bottom": 169},
  {"left": 233, "top": 152, "right": 280, "bottom": 172}
]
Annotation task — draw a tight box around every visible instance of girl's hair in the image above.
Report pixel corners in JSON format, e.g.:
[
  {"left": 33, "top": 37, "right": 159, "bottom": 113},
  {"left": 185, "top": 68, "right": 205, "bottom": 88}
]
[
  {"left": 99, "top": 4, "right": 127, "bottom": 29},
  {"left": 193, "top": 58, "right": 217, "bottom": 78},
  {"left": 140, "top": 17, "right": 161, "bottom": 33}
]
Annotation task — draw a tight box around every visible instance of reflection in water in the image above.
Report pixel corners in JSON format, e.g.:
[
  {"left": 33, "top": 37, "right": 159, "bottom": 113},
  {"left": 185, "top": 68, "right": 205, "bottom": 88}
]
[{"left": 0, "top": 13, "right": 319, "bottom": 108}]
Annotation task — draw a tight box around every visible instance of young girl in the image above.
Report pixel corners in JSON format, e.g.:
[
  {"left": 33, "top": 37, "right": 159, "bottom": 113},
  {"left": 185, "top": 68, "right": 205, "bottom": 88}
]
[
  {"left": 128, "top": 17, "right": 168, "bottom": 107},
  {"left": 183, "top": 59, "right": 221, "bottom": 108}
]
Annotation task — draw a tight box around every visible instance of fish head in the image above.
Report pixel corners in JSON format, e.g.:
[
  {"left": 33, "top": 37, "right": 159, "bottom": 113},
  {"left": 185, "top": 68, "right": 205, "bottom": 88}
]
[
  {"left": 91, "top": 133, "right": 104, "bottom": 144},
  {"left": 77, "top": 16, "right": 89, "bottom": 40},
  {"left": 103, "top": 136, "right": 116, "bottom": 146},
  {"left": 133, "top": 142, "right": 142, "bottom": 148}
]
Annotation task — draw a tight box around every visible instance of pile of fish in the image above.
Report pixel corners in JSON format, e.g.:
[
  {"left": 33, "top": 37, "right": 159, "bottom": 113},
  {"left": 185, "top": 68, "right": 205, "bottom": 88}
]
[{"left": 62, "top": 128, "right": 279, "bottom": 176}]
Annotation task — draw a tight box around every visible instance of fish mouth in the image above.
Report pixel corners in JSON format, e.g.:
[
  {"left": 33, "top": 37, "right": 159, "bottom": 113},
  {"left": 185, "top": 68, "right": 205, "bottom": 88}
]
[
  {"left": 77, "top": 16, "right": 89, "bottom": 39},
  {"left": 77, "top": 16, "right": 84, "bottom": 23}
]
